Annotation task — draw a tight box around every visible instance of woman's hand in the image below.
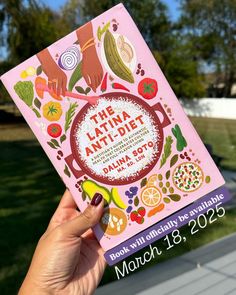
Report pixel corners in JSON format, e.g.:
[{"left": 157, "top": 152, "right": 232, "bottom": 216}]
[
  {"left": 37, "top": 49, "right": 67, "bottom": 96},
  {"left": 19, "top": 190, "right": 106, "bottom": 295},
  {"left": 76, "top": 22, "right": 104, "bottom": 93},
  {"left": 81, "top": 46, "right": 104, "bottom": 93}
]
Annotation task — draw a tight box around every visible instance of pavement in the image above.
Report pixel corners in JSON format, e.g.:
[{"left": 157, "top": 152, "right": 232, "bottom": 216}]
[
  {"left": 95, "top": 233, "right": 236, "bottom": 295},
  {"left": 95, "top": 171, "right": 236, "bottom": 295},
  {"left": 221, "top": 170, "right": 236, "bottom": 208}
]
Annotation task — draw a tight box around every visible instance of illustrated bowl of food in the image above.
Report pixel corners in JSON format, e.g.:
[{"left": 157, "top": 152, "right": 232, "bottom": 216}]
[
  {"left": 172, "top": 162, "right": 204, "bottom": 192},
  {"left": 66, "top": 92, "right": 171, "bottom": 185},
  {"left": 99, "top": 207, "right": 127, "bottom": 235}
]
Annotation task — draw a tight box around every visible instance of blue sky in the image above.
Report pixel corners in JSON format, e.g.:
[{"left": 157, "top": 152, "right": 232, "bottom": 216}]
[
  {"left": 0, "top": 0, "right": 180, "bottom": 59},
  {"left": 42, "top": 0, "right": 181, "bottom": 21}
]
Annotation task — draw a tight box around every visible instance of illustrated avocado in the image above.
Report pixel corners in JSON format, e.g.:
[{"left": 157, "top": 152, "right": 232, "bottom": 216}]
[
  {"left": 81, "top": 180, "right": 111, "bottom": 204},
  {"left": 111, "top": 187, "right": 127, "bottom": 209}
]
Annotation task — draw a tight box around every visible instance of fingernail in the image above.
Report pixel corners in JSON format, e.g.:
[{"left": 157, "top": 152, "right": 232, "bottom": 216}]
[{"left": 91, "top": 193, "right": 103, "bottom": 206}]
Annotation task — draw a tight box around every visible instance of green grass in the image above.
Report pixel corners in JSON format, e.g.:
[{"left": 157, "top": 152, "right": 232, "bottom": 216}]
[
  {"left": 190, "top": 117, "right": 236, "bottom": 171},
  {"left": 0, "top": 139, "right": 64, "bottom": 294},
  {"left": 0, "top": 117, "right": 236, "bottom": 294}
]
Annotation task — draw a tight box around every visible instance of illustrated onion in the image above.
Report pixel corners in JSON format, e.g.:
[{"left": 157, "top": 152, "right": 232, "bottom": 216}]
[{"left": 58, "top": 46, "right": 80, "bottom": 70}]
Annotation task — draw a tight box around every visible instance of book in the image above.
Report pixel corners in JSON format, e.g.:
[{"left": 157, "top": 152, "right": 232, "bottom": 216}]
[{"left": 1, "top": 3, "right": 227, "bottom": 264}]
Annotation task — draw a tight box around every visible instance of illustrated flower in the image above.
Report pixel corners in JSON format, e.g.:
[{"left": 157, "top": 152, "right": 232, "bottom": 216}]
[{"left": 43, "top": 101, "right": 62, "bottom": 121}]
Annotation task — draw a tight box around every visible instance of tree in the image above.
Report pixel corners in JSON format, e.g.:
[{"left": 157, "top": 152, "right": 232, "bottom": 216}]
[
  {"left": 0, "top": 0, "right": 71, "bottom": 64},
  {"left": 81, "top": 0, "right": 172, "bottom": 53},
  {"left": 80, "top": 0, "right": 204, "bottom": 98},
  {"left": 179, "top": 0, "right": 236, "bottom": 97}
]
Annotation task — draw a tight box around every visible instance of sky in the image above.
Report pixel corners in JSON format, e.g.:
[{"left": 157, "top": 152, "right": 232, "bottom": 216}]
[
  {"left": 41, "top": 0, "right": 181, "bottom": 21},
  {"left": 0, "top": 0, "right": 180, "bottom": 59}
]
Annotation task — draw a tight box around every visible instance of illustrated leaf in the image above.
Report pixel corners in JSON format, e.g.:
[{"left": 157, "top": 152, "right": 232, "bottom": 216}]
[
  {"left": 75, "top": 86, "right": 85, "bottom": 94},
  {"left": 102, "top": 22, "right": 110, "bottom": 33},
  {"left": 160, "top": 136, "right": 173, "bottom": 168},
  {"left": 97, "top": 22, "right": 110, "bottom": 41},
  {"left": 47, "top": 141, "right": 57, "bottom": 149},
  {"left": 140, "top": 178, "right": 147, "bottom": 188},
  {"left": 168, "top": 194, "right": 181, "bottom": 202},
  {"left": 65, "top": 102, "right": 78, "bottom": 133},
  {"left": 68, "top": 62, "right": 82, "bottom": 91},
  {"left": 36, "top": 65, "right": 42, "bottom": 75},
  {"left": 32, "top": 108, "right": 41, "bottom": 118},
  {"left": 34, "top": 97, "right": 41, "bottom": 109},
  {"left": 60, "top": 134, "right": 66, "bottom": 144},
  {"left": 82, "top": 192, "right": 87, "bottom": 201},
  {"left": 85, "top": 87, "right": 91, "bottom": 95},
  {"left": 163, "top": 197, "right": 171, "bottom": 204},
  {"left": 170, "top": 154, "right": 178, "bottom": 168},
  {"left": 97, "top": 26, "right": 102, "bottom": 41},
  {"left": 64, "top": 165, "right": 71, "bottom": 177},
  {"left": 165, "top": 170, "right": 170, "bottom": 180},
  {"left": 134, "top": 196, "right": 139, "bottom": 207},
  {"left": 51, "top": 139, "right": 60, "bottom": 148}
]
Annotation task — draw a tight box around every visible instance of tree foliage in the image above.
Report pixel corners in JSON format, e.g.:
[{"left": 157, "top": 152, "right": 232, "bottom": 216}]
[
  {"left": 4, "top": 0, "right": 236, "bottom": 102},
  {"left": 179, "top": 0, "right": 236, "bottom": 97}
]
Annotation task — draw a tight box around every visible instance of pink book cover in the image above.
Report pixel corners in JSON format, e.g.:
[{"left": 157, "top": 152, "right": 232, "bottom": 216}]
[{"left": 1, "top": 4, "right": 225, "bottom": 260}]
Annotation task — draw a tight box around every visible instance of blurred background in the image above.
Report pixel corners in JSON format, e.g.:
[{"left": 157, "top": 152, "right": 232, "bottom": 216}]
[{"left": 0, "top": 0, "right": 235, "bottom": 294}]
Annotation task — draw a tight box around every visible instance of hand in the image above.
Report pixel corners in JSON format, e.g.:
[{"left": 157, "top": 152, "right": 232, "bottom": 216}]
[
  {"left": 19, "top": 190, "right": 106, "bottom": 295},
  {"left": 37, "top": 49, "right": 67, "bottom": 96},
  {"left": 81, "top": 46, "right": 104, "bottom": 93},
  {"left": 46, "top": 65, "right": 67, "bottom": 97}
]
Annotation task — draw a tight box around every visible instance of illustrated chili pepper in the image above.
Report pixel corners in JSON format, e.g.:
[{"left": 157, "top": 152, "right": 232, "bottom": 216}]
[
  {"left": 100, "top": 72, "right": 108, "bottom": 92},
  {"left": 112, "top": 82, "right": 130, "bottom": 92}
]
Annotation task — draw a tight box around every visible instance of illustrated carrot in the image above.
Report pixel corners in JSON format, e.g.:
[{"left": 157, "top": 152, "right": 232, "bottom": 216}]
[
  {"left": 112, "top": 82, "right": 130, "bottom": 92},
  {"left": 148, "top": 203, "right": 165, "bottom": 217},
  {"left": 100, "top": 72, "right": 108, "bottom": 92}
]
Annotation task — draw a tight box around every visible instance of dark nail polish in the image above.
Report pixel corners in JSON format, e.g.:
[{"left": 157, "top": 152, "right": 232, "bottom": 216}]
[{"left": 91, "top": 193, "right": 103, "bottom": 206}]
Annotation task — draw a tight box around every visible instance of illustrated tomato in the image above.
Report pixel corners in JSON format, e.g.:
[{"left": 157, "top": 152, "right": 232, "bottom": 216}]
[
  {"left": 138, "top": 77, "right": 158, "bottom": 100},
  {"left": 47, "top": 123, "right": 62, "bottom": 138},
  {"left": 43, "top": 101, "right": 62, "bottom": 121}
]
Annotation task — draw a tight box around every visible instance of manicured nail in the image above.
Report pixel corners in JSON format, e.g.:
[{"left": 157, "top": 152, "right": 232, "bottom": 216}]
[{"left": 91, "top": 193, "right": 103, "bottom": 206}]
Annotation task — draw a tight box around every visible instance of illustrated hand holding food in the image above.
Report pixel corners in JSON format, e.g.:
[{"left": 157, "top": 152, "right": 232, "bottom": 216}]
[{"left": 1, "top": 4, "right": 226, "bottom": 264}]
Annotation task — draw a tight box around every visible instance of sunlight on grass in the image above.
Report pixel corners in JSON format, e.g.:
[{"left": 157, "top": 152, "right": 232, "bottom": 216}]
[{"left": 0, "top": 118, "right": 236, "bottom": 293}]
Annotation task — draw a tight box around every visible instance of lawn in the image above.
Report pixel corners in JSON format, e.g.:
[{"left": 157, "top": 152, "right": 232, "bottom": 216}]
[
  {"left": 190, "top": 117, "right": 236, "bottom": 171},
  {"left": 0, "top": 117, "right": 236, "bottom": 294}
]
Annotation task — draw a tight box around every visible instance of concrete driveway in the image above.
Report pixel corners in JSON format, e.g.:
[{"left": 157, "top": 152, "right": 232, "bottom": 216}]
[{"left": 96, "top": 233, "right": 236, "bottom": 295}]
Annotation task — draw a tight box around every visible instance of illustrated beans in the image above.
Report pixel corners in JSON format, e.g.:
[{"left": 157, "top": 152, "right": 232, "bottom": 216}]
[
  {"left": 169, "top": 187, "right": 174, "bottom": 194},
  {"left": 162, "top": 187, "right": 167, "bottom": 194},
  {"left": 159, "top": 182, "right": 163, "bottom": 188},
  {"left": 158, "top": 174, "right": 163, "bottom": 181},
  {"left": 166, "top": 181, "right": 170, "bottom": 188}
]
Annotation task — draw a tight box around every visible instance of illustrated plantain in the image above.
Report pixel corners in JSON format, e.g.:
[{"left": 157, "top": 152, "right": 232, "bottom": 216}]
[{"left": 104, "top": 30, "right": 134, "bottom": 83}]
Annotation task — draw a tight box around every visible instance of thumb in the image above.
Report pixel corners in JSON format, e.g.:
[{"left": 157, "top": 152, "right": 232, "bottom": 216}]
[{"left": 61, "top": 193, "right": 104, "bottom": 237}]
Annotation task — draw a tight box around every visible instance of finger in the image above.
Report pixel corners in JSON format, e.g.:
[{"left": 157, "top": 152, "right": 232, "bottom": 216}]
[
  {"left": 84, "top": 74, "right": 92, "bottom": 88},
  {"left": 48, "top": 81, "right": 52, "bottom": 91},
  {"left": 90, "top": 76, "right": 97, "bottom": 93},
  {"left": 46, "top": 190, "right": 78, "bottom": 232},
  {"left": 57, "top": 189, "right": 78, "bottom": 211},
  {"left": 52, "top": 81, "right": 57, "bottom": 95},
  {"left": 61, "top": 77, "right": 67, "bottom": 96},
  {"left": 99, "top": 73, "right": 103, "bottom": 85},
  {"left": 61, "top": 196, "right": 104, "bottom": 237},
  {"left": 57, "top": 79, "right": 62, "bottom": 96}
]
